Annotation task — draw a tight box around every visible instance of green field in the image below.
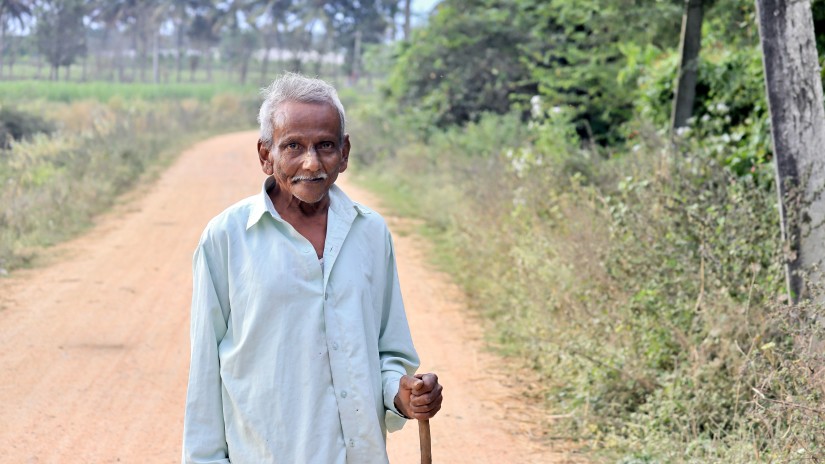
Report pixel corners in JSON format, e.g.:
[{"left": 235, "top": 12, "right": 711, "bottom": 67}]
[{"left": 0, "top": 79, "right": 257, "bottom": 102}]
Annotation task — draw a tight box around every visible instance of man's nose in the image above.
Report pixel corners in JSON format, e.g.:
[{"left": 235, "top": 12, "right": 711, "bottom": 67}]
[{"left": 302, "top": 146, "right": 322, "bottom": 171}]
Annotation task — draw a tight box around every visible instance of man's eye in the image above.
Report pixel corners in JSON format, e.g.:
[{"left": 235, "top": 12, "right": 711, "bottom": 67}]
[
  {"left": 286, "top": 143, "right": 300, "bottom": 150},
  {"left": 319, "top": 142, "right": 334, "bottom": 150}
]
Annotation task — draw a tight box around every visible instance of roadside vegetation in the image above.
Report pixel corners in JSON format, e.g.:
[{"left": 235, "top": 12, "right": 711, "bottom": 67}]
[
  {"left": 0, "top": 86, "right": 258, "bottom": 272},
  {"left": 349, "top": 0, "right": 825, "bottom": 461}
]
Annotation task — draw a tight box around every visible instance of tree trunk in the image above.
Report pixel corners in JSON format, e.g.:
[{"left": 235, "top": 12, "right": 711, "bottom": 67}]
[
  {"left": 757, "top": 0, "right": 825, "bottom": 301},
  {"left": 240, "top": 54, "right": 249, "bottom": 84},
  {"left": 117, "top": 34, "right": 126, "bottom": 82},
  {"left": 0, "top": 21, "right": 6, "bottom": 79},
  {"left": 351, "top": 29, "right": 361, "bottom": 84},
  {"left": 260, "top": 46, "right": 271, "bottom": 83},
  {"left": 152, "top": 29, "right": 160, "bottom": 84},
  {"left": 206, "top": 48, "right": 213, "bottom": 82},
  {"left": 176, "top": 22, "right": 184, "bottom": 83},
  {"left": 671, "top": 0, "right": 703, "bottom": 131},
  {"left": 134, "top": 25, "right": 144, "bottom": 82},
  {"left": 8, "top": 39, "right": 15, "bottom": 78},
  {"left": 404, "top": 0, "right": 411, "bottom": 40},
  {"left": 6, "top": 31, "right": 15, "bottom": 79}
]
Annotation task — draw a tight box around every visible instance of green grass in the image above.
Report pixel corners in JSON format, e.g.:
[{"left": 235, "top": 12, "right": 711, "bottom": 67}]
[{"left": 0, "top": 80, "right": 258, "bottom": 102}]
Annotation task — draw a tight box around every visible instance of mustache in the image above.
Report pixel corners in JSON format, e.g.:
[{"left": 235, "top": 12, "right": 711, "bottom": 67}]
[{"left": 291, "top": 173, "right": 328, "bottom": 183}]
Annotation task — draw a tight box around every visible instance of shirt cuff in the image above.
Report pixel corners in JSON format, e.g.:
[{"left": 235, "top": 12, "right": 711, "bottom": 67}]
[{"left": 383, "top": 371, "right": 408, "bottom": 433}]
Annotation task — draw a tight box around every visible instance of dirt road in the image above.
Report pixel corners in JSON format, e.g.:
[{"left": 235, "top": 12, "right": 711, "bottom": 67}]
[{"left": 0, "top": 131, "right": 577, "bottom": 463}]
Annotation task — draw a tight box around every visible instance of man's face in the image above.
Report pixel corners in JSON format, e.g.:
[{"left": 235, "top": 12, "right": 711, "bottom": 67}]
[{"left": 258, "top": 101, "right": 350, "bottom": 204}]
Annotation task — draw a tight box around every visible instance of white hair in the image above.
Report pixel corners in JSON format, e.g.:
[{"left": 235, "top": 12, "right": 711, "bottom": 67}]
[{"left": 257, "top": 72, "right": 346, "bottom": 148}]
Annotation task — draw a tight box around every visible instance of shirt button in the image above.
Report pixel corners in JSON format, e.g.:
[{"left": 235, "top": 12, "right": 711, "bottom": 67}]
[
  {"left": 332, "top": 342, "right": 339, "bottom": 350},
  {"left": 324, "top": 292, "right": 329, "bottom": 301},
  {"left": 303, "top": 248, "right": 311, "bottom": 254},
  {"left": 340, "top": 390, "right": 347, "bottom": 398},
  {"left": 349, "top": 439, "right": 355, "bottom": 447}
]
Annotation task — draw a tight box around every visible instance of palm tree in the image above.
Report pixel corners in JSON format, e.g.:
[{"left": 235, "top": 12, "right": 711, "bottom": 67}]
[{"left": 0, "top": 0, "right": 33, "bottom": 78}]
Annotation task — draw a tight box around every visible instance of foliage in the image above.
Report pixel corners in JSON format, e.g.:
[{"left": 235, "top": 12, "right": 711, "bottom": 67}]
[
  {"left": 0, "top": 106, "right": 54, "bottom": 148},
  {"left": 349, "top": 89, "right": 825, "bottom": 460},
  {"left": 631, "top": 44, "right": 772, "bottom": 177},
  {"left": 523, "top": 0, "right": 682, "bottom": 144},
  {"left": 386, "top": 0, "right": 537, "bottom": 127},
  {"left": 34, "top": 0, "right": 87, "bottom": 75},
  {"left": 386, "top": 0, "right": 684, "bottom": 143}
]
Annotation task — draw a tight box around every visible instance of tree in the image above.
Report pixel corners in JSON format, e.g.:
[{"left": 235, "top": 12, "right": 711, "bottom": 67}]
[
  {"left": 323, "top": 0, "right": 397, "bottom": 80},
  {"left": 670, "top": 0, "right": 703, "bottom": 130},
  {"left": 756, "top": 0, "right": 825, "bottom": 301},
  {"left": 248, "top": 0, "right": 292, "bottom": 82},
  {"left": 403, "top": 0, "right": 410, "bottom": 40},
  {"left": 89, "top": 0, "right": 133, "bottom": 81},
  {"left": 0, "top": 0, "right": 32, "bottom": 79},
  {"left": 35, "top": 0, "right": 87, "bottom": 80},
  {"left": 387, "top": 0, "right": 537, "bottom": 127},
  {"left": 220, "top": 0, "right": 260, "bottom": 84}
]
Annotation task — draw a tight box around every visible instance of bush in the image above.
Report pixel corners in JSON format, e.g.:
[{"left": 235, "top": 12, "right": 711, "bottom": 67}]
[
  {"left": 632, "top": 44, "right": 773, "bottom": 177},
  {"left": 0, "top": 106, "right": 54, "bottom": 148},
  {"left": 350, "top": 95, "right": 825, "bottom": 462}
]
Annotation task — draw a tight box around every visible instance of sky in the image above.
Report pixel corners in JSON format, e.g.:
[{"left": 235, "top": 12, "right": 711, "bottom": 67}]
[{"left": 411, "top": 0, "right": 441, "bottom": 24}]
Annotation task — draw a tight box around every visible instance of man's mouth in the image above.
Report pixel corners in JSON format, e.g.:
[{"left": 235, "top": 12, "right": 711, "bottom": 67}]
[{"left": 292, "top": 174, "right": 328, "bottom": 184}]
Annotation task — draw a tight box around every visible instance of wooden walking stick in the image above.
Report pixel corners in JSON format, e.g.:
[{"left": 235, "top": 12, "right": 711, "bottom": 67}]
[{"left": 418, "top": 419, "right": 432, "bottom": 464}]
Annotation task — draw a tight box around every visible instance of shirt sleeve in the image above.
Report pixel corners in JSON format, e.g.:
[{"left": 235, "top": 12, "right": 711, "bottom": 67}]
[
  {"left": 182, "top": 232, "right": 232, "bottom": 464},
  {"left": 379, "top": 231, "right": 420, "bottom": 433}
]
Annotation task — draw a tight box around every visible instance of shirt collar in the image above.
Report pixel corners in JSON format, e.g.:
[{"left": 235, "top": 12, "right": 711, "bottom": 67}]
[{"left": 246, "top": 176, "right": 364, "bottom": 230}]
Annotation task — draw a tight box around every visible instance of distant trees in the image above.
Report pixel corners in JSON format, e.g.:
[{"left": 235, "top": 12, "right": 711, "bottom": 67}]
[
  {"left": 387, "top": 0, "right": 537, "bottom": 127},
  {"left": 0, "top": 0, "right": 32, "bottom": 78},
  {"left": 1, "top": 0, "right": 417, "bottom": 83},
  {"left": 388, "top": 0, "right": 685, "bottom": 141},
  {"left": 35, "top": 0, "right": 86, "bottom": 80}
]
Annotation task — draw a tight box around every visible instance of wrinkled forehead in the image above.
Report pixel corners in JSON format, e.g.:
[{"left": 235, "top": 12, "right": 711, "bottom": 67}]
[{"left": 272, "top": 101, "right": 341, "bottom": 133}]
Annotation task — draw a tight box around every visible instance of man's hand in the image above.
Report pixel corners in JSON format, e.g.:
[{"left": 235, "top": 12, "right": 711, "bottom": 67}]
[{"left": 394, "top": 373, "right": 443, "bottom": 421}]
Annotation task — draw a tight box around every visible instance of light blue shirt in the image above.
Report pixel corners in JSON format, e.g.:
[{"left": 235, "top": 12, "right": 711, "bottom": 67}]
[{"left": 182, "top": 177, "right": 419, "bottom": 463}]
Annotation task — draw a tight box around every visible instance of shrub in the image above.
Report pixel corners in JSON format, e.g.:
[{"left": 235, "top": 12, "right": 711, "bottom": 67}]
[
  {"left": 350, "top": 96, "right": 825, "bottom": 462},
  {"left": 0, "top": 106, "right": 54, "bottom": 148}
]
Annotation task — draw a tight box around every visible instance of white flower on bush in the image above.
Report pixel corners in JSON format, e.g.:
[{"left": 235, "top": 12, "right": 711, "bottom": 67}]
[
  {"left": 714, "top": 102, "right": 729, "bottom": 114},
  {"left": 511, "top": 153, "right": 528, "bottom": 176},
  {"left": 530, "top": 95, "right": 542, "bottom": 118},
  {"left": 512, "top": 187, "right": 526, "bottom": 207}
]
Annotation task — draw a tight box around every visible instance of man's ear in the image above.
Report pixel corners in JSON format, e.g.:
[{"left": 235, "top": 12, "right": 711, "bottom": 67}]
[
  {"left": 258, "top": 139, "right": 273, "bottom": 175},
  {"left": 339, "top": 134, "right": 351, "bottom": 173}
]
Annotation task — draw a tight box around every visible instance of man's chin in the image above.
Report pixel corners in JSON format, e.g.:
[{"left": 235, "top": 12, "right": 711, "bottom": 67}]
[{"left": 292, "top": 188, "right": 328, "bottom": 205}]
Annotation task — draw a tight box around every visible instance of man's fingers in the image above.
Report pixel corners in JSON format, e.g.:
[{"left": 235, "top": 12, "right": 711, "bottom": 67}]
[
  {"left": 400, "top": 374, "right": 418, "bottom": 391},
  {"left": 411, "top": 402, "right": 442, "bottom": 420},
  {"left": 410, "top": 384, "right": 443, "bottom": 406},
  {"left": 411, "top": 393, "right": 443, "bottom": 412},
  {"left": 411, "top": 373, "right": 438, "bottom": 393}
]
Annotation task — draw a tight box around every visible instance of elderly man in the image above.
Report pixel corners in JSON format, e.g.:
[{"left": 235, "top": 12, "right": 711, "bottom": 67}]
[{"left": 182, "top": 73, "right": 442, "bottom": 463}]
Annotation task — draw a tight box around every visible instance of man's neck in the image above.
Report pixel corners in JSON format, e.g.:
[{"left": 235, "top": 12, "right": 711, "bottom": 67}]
[{"left": 268, "top": 184, "right": 330, "bottom": 220}]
